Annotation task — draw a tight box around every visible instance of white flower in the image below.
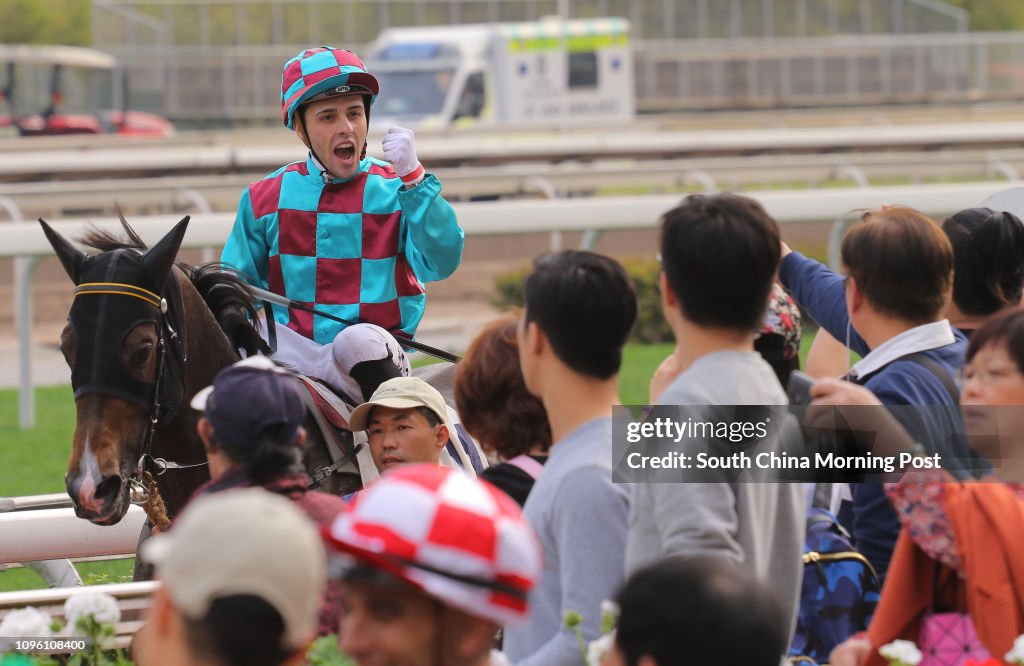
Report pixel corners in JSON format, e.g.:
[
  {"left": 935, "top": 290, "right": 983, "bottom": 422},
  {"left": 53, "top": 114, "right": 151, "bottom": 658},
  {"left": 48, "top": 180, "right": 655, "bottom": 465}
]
[
  {"left": 879, "top": 639, "right": 923, "bottom": 666},
  {"left": 64, "top": 590, "right": 120, "bottom": 628},
  {"left": 600, "top": 600, "right": 619, "bottom": 619},
  {"left": 1005, "top": 634, "right": 1024, "bottom": 665},
  {"left": 0, "top": 606, "right": 53, "bottom": 637},
  {"left": 587, "top": 631, "right": 616, "bottom": 666}
]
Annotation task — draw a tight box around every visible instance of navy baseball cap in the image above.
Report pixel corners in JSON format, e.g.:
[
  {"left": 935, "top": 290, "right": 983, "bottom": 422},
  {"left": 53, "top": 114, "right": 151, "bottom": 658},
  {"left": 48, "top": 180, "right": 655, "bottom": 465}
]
[{"left": 190, "top": 356, "right": 306, "bottom": 448}]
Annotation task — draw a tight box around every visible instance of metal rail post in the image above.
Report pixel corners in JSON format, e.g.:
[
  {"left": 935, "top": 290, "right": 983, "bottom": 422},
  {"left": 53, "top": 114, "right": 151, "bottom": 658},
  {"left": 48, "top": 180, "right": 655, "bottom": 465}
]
[
  {"left": 0, "top": 196, "right": 39, "bottom": 428},
  {"left": 827, "top": 165, "right": 869, "bottom": 271}
]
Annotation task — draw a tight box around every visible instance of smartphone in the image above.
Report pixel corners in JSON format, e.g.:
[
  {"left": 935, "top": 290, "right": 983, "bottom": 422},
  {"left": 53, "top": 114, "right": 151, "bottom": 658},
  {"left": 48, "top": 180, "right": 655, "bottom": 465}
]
[{"left": 787, "top": 370, "right": 815, "bottom": 407}]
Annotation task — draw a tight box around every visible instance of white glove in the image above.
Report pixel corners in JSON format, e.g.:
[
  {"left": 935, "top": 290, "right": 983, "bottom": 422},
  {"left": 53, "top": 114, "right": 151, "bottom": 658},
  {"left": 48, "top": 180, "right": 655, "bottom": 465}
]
[{"left": 382, "top": 126, "right": 424, "bottom": 183}]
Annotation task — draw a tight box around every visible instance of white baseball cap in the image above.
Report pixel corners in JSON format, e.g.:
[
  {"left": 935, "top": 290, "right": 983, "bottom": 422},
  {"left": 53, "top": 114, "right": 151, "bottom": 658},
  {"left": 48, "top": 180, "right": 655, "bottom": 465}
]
[{"left": 141, "top": 488, "right": 326, "bottom": 649}]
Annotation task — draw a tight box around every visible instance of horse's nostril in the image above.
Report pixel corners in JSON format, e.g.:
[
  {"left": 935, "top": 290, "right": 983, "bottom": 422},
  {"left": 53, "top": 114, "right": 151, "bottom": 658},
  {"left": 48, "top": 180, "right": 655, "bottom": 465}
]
[{"left": 94, "top": 474, "right": 123, "bottom": 502}]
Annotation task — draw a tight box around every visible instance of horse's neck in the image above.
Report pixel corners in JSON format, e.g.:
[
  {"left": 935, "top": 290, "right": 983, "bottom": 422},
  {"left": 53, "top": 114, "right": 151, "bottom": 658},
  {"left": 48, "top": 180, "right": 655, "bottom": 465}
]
[{"left": 151, "top": 271, "right": 237, "bottom": 516}]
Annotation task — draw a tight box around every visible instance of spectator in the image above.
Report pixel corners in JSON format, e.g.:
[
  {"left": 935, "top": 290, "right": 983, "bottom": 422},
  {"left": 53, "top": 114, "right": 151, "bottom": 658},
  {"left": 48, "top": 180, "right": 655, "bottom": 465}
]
[
  {"left": 605, "top": 556, "right": 788, "bottom": 666},
  {"left": 942, "top": 206, "right": 1024, "bottom": 337},
  {"left": 188, "top": 355, "right": 346, "bottom": 636},
  {"left": 221, "top": 46, "right": 463, "bottom": 405},
  {"left": 626, "top": 193, "right": 805, "bottom": 644},
  {"left": 503, "top": 250, "right": 636, "bottom": 665},
  {"left": 805, "top": 206, "right": 1024, "bottom": 377},
  {"left": 454, "top": 316, "right": 553, "bottom": 506},
  {"left": 348, "top": 376, "right": 482, "bottom": 475},
  {"left": 779, "top": 205, "right": 972, "bottom": 581},
  {"left": 819, "top": 312, "right": 1024, "bottom": 664},
  {"left": 322, "top": 464, "right": 542, "bottom": 666},
  {"left": 135, "top": 488, "right": 326, "bottom": 666}
]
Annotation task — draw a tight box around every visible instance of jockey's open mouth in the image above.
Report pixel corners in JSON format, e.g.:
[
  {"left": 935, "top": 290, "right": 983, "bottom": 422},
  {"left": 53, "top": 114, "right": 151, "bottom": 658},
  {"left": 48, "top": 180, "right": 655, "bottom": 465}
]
[{"left": 334, "top": 142, "right": 356, "bottom": 162}]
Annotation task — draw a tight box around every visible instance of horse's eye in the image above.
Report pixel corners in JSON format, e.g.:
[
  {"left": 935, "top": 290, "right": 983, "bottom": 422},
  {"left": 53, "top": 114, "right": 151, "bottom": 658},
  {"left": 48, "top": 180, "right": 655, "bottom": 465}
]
[
  {"left": 131, "top": 342, "right": 154, "bottom": 367},
  {"left": 59, "top": 327, "right": 76, "bottom": 368}
]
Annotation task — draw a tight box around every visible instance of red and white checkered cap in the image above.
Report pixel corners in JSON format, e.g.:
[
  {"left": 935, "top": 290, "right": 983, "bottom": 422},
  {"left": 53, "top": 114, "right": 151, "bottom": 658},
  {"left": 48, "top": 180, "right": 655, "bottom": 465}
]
[{"left": 322, "top": 464, "right": 542, "bottom": 625}]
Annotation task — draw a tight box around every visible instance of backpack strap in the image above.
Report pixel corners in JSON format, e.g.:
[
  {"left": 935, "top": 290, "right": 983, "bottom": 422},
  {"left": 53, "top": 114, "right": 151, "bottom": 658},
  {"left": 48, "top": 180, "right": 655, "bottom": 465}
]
[
  {"left": 811, "top": 483, "right": 833, "bottom": 510},
  {"left": 901, "top": 352, "right": 961, "bottom": 404},
  {"left": 506, "top": 455, "right": 545, "bottom": 480},
  {"left": 852, "top": 351, "right": 960, "bottom": 404}
]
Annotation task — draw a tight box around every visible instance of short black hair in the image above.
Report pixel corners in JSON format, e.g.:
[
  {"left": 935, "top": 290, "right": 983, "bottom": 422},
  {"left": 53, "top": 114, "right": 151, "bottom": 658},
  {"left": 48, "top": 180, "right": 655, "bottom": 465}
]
[
  {"left": 183, "top": 595, "right": 291, "bottom": 666},
  {"left": 942, "top": 207, "right": 1024, "bottom": 317},
  {"left": 659, "top": 193, "right": 781, "bottom": 331},
  {"left": 416, "top": 405, "right": 442, "bottom": 428},
  {"left": 614, "top": 557, "right": 787, "bottom": 666},
  {"left": 523, "top": 250, "right": 637, "bottom": 379},
  {"left": 207, "top": 433, "right": 304, "bottom": 486}
]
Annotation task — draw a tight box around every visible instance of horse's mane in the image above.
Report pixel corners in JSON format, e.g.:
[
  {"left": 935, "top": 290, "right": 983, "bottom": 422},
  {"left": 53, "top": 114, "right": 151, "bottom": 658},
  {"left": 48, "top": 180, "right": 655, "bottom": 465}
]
[
  {"left": 80, "top": 214, "right": 147, "bottom": 253},
  {"left": 79, "top": 215, "right": 268, "bottom": 356}
]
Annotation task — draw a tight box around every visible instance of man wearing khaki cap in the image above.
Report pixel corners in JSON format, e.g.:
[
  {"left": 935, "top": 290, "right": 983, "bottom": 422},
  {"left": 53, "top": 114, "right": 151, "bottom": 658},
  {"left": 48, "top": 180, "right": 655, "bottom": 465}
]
[
  {"left": 134, "top": 488, "right": 326, "bottom": 666},
  {"left": 348, "top": 376, "right": 455, "bottom": 475}
]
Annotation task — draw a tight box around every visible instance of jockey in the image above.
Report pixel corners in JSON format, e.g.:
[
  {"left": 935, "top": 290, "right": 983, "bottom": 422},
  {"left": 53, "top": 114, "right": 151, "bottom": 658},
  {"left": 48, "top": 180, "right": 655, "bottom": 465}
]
[
  {"left": 221, "top": 46, "right": 464, "bottom": 404},
  {"left": 322, "top": 464, "right": 542, "bottom": 666}
]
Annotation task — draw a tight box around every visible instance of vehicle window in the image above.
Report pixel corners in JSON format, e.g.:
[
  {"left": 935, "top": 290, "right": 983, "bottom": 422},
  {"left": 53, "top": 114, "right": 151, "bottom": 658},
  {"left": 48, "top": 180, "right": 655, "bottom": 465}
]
[
  {"left": 568, "top": 51, "right": 598, "bottom": 89},
  {"left": 453, "top": 72, "right": 485, "bottom": 120}
]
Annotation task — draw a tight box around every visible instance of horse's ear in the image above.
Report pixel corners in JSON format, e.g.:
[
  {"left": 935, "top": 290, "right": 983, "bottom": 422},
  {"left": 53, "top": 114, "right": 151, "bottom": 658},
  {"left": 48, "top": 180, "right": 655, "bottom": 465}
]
[
  {"left": 143, "top": 216, "right": 190, "bottom": 285},
  {"left": 39, "top": 218, "right": 86, "bottom": 285}
]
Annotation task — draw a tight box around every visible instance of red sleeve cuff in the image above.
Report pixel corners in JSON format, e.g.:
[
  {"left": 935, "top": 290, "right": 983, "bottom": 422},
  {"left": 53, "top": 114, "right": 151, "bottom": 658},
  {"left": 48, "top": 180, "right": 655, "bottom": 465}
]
[{"left": 400, "top": 164, "right": 425, "bottom": 184}]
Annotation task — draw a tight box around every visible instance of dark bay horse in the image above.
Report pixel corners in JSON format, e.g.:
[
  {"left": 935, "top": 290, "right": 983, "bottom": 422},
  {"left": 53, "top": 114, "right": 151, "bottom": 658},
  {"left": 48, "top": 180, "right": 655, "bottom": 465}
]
[{"left": 41, "top": 215, "right": 357, "bottom": 527}]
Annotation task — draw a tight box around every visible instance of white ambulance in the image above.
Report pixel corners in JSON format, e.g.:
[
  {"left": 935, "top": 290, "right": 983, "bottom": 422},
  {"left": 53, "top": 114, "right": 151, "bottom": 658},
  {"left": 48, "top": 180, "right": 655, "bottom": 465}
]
[{"left": 364, "top": 17, "right": 634, "bottom": 128}]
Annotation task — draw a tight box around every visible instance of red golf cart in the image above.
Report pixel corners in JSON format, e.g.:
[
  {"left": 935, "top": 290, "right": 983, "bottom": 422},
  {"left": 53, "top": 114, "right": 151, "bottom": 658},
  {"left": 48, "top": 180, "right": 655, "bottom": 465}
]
[{"left": 0, "top": 44, "right": 173, "bottom": 138}]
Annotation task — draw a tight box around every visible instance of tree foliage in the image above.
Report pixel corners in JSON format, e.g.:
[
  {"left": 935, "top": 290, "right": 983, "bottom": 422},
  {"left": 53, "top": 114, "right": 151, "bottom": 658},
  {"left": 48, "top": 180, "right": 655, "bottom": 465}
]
[
  {"left": 0, "top": 0, "right": 89, "bottom": 46},
  {"left": 944, "top": 0, "right": 1024, "bottom": 31}
]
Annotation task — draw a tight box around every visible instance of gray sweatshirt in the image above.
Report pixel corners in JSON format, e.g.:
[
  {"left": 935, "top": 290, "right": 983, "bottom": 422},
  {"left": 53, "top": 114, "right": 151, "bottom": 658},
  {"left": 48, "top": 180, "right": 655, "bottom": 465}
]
[
  {"left": 624, "top": 351, "right": 805, "bottom": 643},
  {"left": 504, "top": 417, "right": 629, "bottom": 666}
]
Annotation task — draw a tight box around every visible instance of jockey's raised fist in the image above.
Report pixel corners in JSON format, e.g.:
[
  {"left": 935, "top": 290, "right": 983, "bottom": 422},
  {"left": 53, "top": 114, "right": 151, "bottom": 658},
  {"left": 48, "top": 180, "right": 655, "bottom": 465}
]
[{"left": 382, "top": 126, "right": 424, "bottom": 185}]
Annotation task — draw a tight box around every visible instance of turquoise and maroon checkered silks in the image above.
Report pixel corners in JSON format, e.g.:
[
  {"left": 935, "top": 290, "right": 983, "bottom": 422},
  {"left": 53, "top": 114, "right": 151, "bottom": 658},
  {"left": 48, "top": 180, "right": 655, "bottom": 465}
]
[
  {"left": 248, "top": 159, "right": 427, "bottom": 343},
  {"left": 281, "top": 47, "right": 380, "bottom": 129}
]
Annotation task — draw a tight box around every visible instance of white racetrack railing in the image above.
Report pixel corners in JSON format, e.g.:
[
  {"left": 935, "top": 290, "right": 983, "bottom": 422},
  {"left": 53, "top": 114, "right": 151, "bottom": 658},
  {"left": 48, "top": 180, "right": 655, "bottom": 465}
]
[
  {"left": 3, "top": 149, "right": 1024, "bottom": 219},
  {"left": 0, "top": 505, "right": 146, "bottom": 563},
  {"left": 5, "top": 120, "right": 1024, "bottom": 180},
  {"left": 0, "top": 581, "right": 157, "bottom": 651},
  {"left": 6, "top": 181, "right": 1020, "bottom": 430}
]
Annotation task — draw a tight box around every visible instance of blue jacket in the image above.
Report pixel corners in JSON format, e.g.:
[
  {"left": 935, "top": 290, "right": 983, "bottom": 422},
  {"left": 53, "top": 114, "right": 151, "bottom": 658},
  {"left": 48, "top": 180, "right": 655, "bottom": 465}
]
[{"left": 780, "top": 252, "right": 968, "bottom": 581}]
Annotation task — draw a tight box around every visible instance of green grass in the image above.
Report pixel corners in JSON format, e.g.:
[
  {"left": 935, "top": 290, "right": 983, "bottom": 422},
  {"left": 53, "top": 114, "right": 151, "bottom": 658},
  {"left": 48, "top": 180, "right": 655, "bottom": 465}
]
[{"left": 0, "top": 385, "right": 136, "bottom": 591}]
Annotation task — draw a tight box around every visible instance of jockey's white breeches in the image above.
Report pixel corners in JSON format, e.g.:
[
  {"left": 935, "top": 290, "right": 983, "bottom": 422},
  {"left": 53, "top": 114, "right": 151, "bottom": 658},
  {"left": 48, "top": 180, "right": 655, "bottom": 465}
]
[{"left": 265, "top": 322, "right": 411, "bottom": 403}]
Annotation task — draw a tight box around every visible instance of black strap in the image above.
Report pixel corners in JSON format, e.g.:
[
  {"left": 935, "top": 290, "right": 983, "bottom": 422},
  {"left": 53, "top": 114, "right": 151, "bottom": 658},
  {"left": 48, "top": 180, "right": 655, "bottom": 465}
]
[
  {"left": 852, "top": 351, "right": 960, "bottom": 403},
  {"left": 902, "top": 352, "right": 961, "bottom": 404},
  {"left": 262, "top": 299, "right": 277, "bottom": 353},
  {"left": 811, "top": 482, "right": 833, "bottom": 510}
]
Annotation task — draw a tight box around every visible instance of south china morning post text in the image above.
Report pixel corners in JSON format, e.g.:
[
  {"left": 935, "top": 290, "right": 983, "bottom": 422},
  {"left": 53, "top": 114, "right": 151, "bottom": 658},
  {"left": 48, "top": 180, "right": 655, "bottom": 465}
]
[{"left": 611, "top": 405, "right": 946, "bottom": 483}]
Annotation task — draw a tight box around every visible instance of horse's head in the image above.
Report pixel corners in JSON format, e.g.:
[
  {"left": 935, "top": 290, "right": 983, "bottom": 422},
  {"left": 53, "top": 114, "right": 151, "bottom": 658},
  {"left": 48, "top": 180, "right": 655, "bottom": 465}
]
[{"left": 41, "top": 216, "right": 190, "bottom": 525}]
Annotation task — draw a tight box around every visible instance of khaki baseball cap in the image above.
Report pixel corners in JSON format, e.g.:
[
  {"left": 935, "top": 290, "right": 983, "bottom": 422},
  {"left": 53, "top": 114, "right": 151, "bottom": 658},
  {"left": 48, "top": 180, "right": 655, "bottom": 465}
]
[
  {"left": 347, "top": 376, "right": 448, "bottom": 432},
  {"left": 140, "top": 488, "right": 326, "bottom": 649}
]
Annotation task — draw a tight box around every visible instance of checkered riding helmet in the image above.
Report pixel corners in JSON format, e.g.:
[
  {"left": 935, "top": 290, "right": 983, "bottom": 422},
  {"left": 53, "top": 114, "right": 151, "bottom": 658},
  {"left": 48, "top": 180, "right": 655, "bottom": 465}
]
[
  {"left": 322, "top": 464, "right": 542, "bottom": 625},
  {"left": 280, "top": 47, "right": 379, "bottom": 129}
]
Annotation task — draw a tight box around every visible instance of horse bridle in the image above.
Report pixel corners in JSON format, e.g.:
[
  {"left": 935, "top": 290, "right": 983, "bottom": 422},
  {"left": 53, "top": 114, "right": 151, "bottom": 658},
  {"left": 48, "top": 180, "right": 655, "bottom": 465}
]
[{"left": 72, "top": 276, "right": 207, "bottom": 505}]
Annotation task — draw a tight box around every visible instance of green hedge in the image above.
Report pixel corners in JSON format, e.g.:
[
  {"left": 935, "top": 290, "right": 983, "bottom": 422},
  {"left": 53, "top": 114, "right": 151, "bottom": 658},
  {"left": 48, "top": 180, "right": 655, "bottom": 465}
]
[{"left": 492, "top": 258, "right": 673, "bottom": 344}]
